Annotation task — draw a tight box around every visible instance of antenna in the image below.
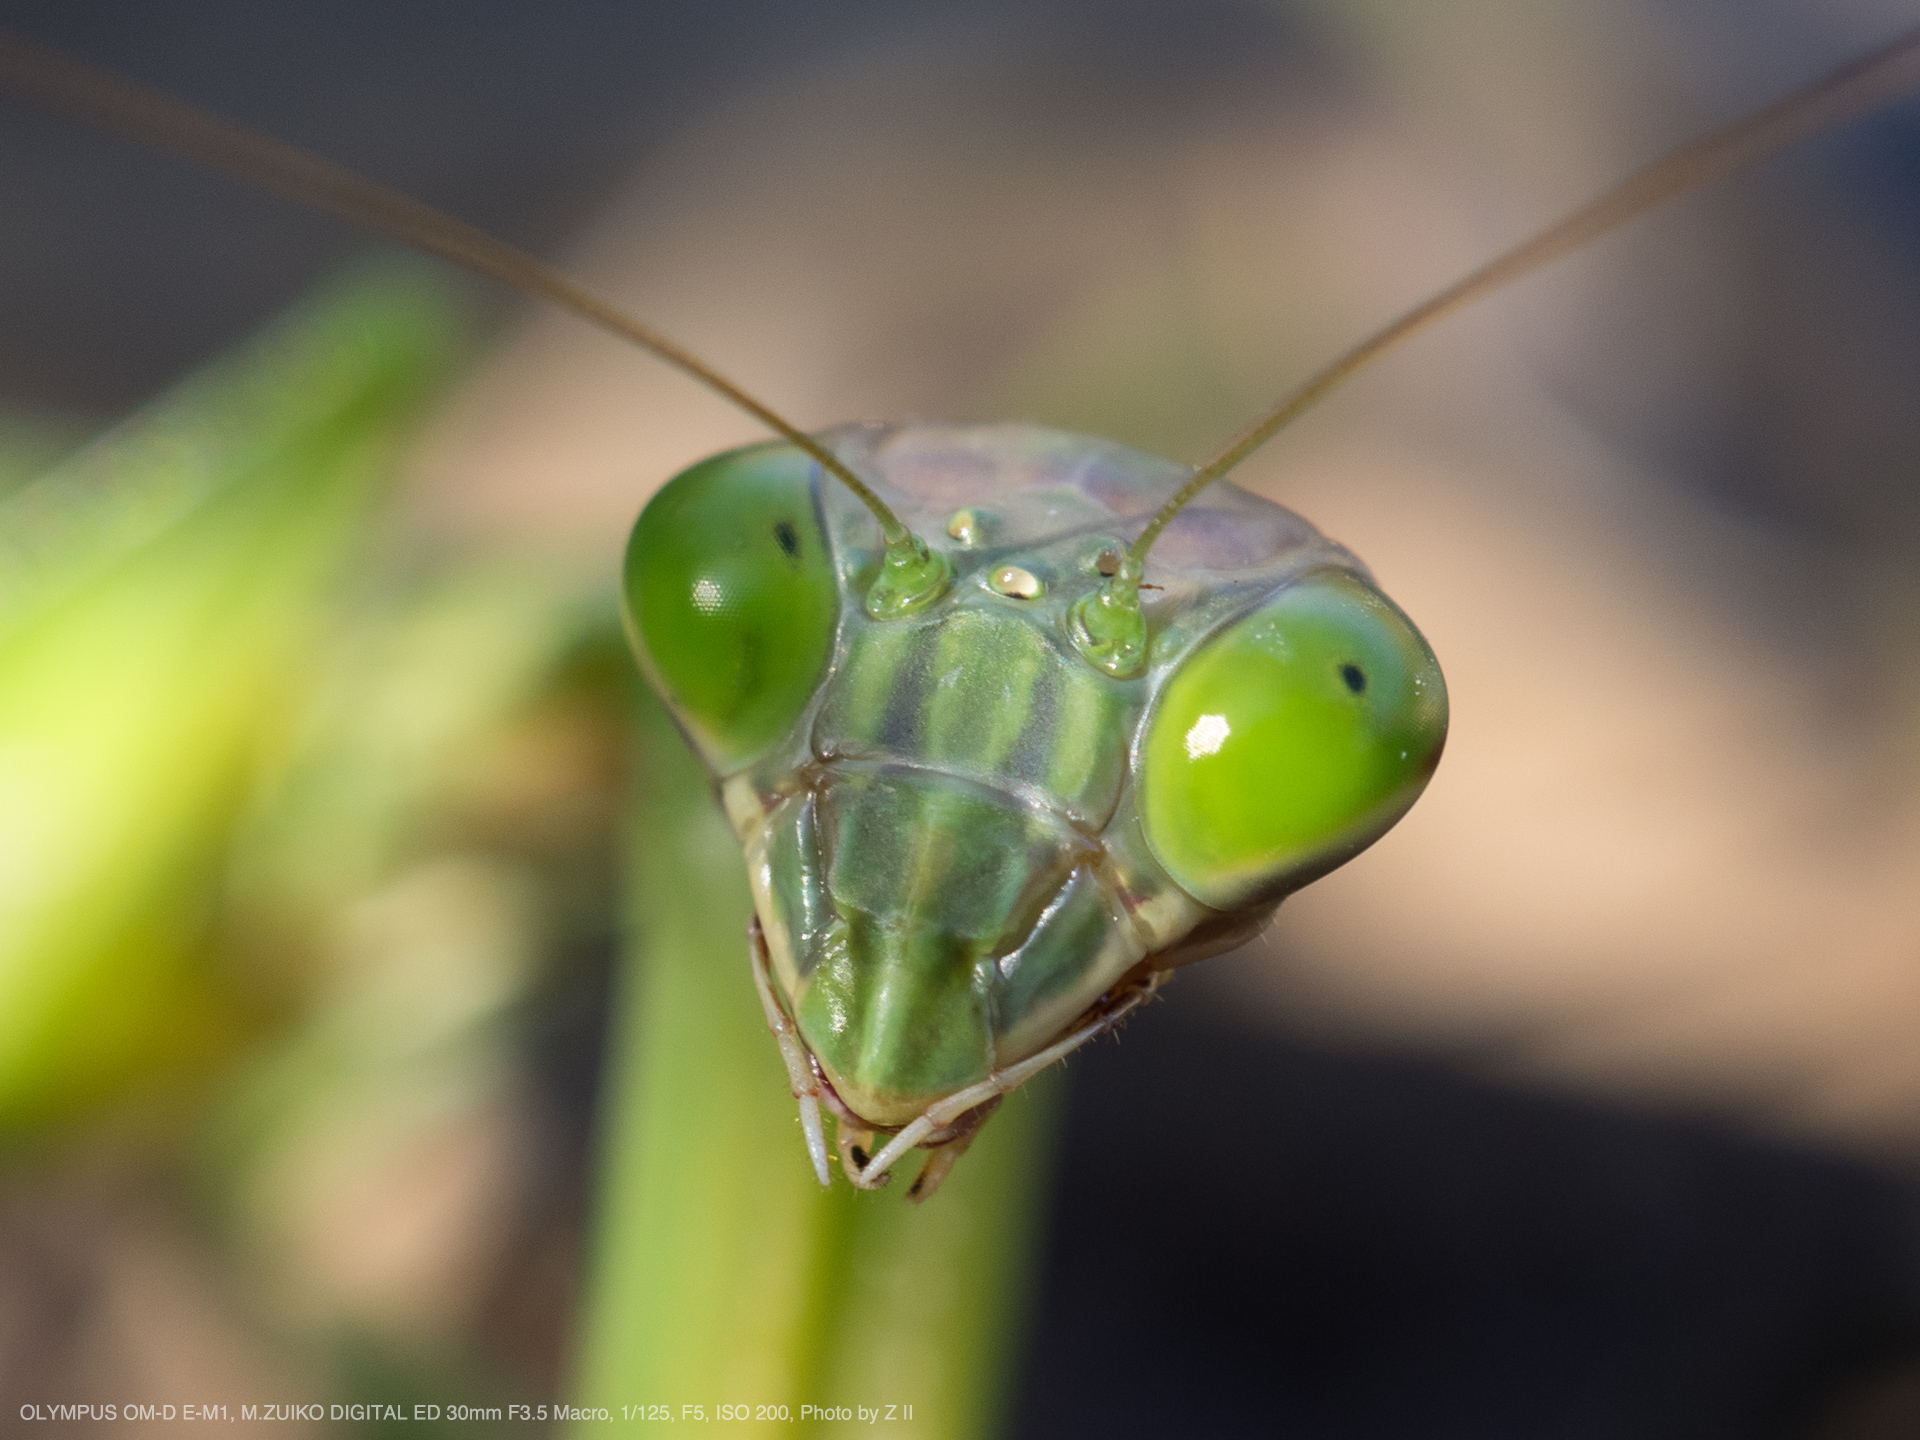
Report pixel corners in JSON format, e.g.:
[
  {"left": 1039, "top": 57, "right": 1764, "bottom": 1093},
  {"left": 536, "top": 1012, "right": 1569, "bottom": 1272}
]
[
  {"left": 0, "top": 28, "right": 952, "bottom": 618},
  {"left": 1068, "top": 22, "right": 1920, "bottom": 678}
]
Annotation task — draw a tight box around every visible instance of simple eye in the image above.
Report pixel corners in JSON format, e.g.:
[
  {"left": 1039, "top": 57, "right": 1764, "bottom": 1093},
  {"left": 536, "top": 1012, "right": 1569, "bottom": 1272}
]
[
  {"left": 1139, "top": 569, "right": 1447, "bottom": 909},
  {"left": 623, "top": 442, "right": 839, "bottom": 773}
]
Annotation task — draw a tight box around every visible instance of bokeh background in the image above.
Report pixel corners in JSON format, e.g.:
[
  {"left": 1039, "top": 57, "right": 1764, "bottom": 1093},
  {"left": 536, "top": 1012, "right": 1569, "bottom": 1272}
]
[{"left": 4, "top": 0, "right": 1920, "bottom": 1435}]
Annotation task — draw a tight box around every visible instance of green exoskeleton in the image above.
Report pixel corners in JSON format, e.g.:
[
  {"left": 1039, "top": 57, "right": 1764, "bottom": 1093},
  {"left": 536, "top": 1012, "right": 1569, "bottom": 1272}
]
[
  {"left": 8, "top": 22, "right": 1919, "bottom": 1201},
  {"left": 623, "top": 422, "right": 1443, "bottom": 1196}
]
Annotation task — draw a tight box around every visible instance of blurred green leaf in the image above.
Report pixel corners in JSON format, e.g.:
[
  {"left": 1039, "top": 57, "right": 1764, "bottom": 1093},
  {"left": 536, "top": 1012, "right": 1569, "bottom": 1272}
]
[
  {"left": 0, "top": 265, "right": 467, "bottom": 1134},
  {"left": 201, "top": 566, "right": 621, "bottom": 1349}
]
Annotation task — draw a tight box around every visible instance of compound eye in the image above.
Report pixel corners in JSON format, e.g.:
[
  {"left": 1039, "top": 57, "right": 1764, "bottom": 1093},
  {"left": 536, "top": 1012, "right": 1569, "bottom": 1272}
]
[
  {"left": 623, "top": 442, "right": 839, "bottom": 772},
  {"left": 1139, "top": 569, "right": 1447, "bottom": 909}
]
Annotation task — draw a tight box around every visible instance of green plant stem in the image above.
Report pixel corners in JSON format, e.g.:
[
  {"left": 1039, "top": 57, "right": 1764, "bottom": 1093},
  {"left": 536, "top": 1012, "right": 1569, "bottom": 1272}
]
[{"left": 572, "top": 688, "right": 1059, "bottom": 1438}]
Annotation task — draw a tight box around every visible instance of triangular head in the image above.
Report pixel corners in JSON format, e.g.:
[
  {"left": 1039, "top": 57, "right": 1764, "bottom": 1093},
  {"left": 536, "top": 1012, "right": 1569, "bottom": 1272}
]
[{"left": 624, "top": 421, "right": 1446, "bottom": 1192}]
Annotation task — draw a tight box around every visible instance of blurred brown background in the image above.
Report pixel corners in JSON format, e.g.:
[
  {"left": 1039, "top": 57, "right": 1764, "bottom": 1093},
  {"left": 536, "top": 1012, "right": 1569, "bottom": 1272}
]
[{"left": 5, "top": 0, "right": 1920, "bottom": 1435}]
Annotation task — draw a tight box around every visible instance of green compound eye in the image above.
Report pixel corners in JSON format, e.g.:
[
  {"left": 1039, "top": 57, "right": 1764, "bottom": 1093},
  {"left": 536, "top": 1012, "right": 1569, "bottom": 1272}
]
[
  {"left": 1140, "top": 569, "right": 1447, "bottom": 910},
  {"left": 623, "top": 441, "right": 839, "bottom": 773}
]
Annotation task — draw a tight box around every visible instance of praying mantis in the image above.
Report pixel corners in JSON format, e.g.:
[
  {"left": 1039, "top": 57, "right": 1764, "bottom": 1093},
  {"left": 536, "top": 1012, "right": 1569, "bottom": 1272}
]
[{"left": 5, "top": 1, "right": 1920, "bottom": 1218}]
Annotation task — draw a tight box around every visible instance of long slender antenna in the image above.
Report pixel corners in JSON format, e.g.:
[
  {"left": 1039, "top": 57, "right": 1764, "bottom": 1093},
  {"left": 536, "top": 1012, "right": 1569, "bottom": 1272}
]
[
  {"left": 0, "top": 27, "right": 952, "bottom": 617},
  {"left": 1068, "top": 21, "right": 1920, "bottom": 677},
  {"left": 1158, "top": 23, "right": 1920, "bottom": 558}
]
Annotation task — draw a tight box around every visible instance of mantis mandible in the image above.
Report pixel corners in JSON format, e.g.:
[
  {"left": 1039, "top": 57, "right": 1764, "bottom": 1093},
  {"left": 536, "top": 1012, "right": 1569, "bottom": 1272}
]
[{"left": 4, "top": 15, "right": 1918, "bottom": 1205}]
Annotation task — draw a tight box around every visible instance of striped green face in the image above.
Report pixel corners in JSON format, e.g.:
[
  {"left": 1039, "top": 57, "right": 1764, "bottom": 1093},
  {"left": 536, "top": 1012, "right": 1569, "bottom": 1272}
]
[{"left": 624, "top": 423, "right": 1446, "bottom": 1129}]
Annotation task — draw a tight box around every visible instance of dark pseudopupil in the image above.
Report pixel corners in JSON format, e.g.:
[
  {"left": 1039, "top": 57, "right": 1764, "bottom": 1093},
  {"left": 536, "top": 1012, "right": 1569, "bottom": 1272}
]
[
  {"left": 773, "top": 519, "right": 800, "bottom": 560},
  {"left": 1340, "top": 662, "right": 1367, "bottom": 694}
]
